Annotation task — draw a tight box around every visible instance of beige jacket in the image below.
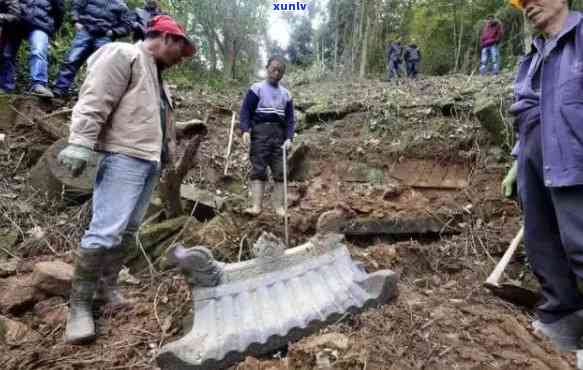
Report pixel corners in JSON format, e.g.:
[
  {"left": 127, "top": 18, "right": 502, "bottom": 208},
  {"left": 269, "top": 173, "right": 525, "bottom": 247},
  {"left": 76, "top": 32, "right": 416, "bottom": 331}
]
[{"left": 69, "top": 41, "right": 176, "bottom": 164}]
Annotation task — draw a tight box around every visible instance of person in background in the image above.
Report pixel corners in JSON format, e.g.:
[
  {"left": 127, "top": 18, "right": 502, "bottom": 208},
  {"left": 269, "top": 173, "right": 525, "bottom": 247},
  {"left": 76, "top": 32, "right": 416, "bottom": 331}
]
[
  {"left": 0, "top": 0, "right": 65, "bottom": 97},
  {"left": 479, "top": 15, "right": 504, "bottom": 75},
  {"left": 52, "top": 0, "right": 132, "bottom": 98},
  {"left": 0, "top": 0, "right": 20, "bottom": 49},
  {"left": 131, "top": 0, "right": 164, "bottom": 41},
  {"left": 387, "top": 40, "right": 402, "bottom": 80},
  {"left": 404, "top": 43, "right": 421, "bottom": 79},
  {"left": 239, "top": 55, "right": 295, "bottom": 218}
]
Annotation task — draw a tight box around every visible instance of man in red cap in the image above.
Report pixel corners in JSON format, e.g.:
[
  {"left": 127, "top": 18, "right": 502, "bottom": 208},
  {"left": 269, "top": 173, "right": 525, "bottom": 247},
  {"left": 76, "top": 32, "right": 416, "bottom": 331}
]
[{"left": 57, "top": 15, "right": 195, "bottom": 345}]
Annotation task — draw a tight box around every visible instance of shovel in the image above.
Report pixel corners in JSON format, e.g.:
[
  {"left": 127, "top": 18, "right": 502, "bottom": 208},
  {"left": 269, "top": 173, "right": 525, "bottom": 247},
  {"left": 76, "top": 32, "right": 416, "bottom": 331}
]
[{"left": 484, "top": 226, "right": 540, "bottom": 308}]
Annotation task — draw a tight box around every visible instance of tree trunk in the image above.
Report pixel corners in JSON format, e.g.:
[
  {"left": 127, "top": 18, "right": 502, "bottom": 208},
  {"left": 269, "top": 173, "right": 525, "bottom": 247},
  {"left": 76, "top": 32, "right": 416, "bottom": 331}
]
[
  {"left": 359, "top": 0, "right": 369, "bottom": 79},
  {"left": 333, "top": 0, "right": 339, "bottom": 75}
]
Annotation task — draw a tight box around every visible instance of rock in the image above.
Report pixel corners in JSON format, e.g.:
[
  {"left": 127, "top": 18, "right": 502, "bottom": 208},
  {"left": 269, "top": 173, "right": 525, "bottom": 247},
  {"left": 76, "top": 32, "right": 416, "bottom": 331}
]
[
  {"left": 0, "top": 94, "right": 17, "bottom": 130},
  {"left": 0, "top": 133, "right": 6, "bottom": 150},
  {"left": 180, "top": 185, "right": 224, "bottom": 222},
  {"left": 0, "top": 230, "right": 18, "bottom": 257},
  {"left": 0, "top": 315, "right": 41, "bottom": 346},
  {"left": 473, "top": 94, "right": 511, "bottom": 146},
  {"left": 29, "top": 138, "right": 103, "bottom": 204},
  {"left": 0, "top": 276, "right": 45, "bottom": 314},
  {"left": 33, "top": 297, "right": 67, "bottom": 325},
  {"left": 126, "top": 216, "right": 193, "bottom": 272},
  {"left": 32, "top": 260, "right": 74, "bottom": 296},
  {"left": 287, "top": 140, "right": 311, "bottom": 181},
  {"left": 0, "top": 259, "right": 18, "bottom": 278}
]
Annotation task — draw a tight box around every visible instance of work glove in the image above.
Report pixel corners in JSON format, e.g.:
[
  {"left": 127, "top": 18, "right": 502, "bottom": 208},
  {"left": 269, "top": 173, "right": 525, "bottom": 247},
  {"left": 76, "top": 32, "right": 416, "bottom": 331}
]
[
  {"left": 75, "top": 22, "right": 84, "bottom": 32},
  {"left": 501, "top": 161, "right": 518, "bottom": 198},
  {"left": 57, "top": 144, "right": 92, "bottom": 177},
  {"left": 282, "top": 139, "right": 292, "bottom": 151},
  {"left": 242, "top": 132, "right": 251, "bottom": 146}
]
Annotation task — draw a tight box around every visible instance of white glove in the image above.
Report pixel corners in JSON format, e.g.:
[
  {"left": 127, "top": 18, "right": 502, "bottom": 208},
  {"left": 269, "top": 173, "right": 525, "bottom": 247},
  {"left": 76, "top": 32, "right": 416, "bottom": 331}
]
[
  {"left": 242, "top": 132, "right": 250, "bottom": 146},
  {"left": 282, "top": 139, "right": 292, "bottom": 150}
]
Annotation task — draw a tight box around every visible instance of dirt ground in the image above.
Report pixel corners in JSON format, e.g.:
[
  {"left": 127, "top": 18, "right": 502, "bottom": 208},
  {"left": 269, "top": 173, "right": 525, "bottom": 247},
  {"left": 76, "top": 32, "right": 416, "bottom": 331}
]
[{"left": 0, "top": 75, "right": 577, "bottom": 369}]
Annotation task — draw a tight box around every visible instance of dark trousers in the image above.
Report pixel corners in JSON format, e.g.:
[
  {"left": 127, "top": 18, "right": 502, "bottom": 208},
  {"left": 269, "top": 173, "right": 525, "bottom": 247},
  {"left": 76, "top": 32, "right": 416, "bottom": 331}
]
[
  {"left": 250, "top": 122, "right": 285, "bottom": 182},
  {"left": 53, "top": 30, "right": 111, "bottom": 93},
  {"left": 387, "top": 60, "right": 401, "bottom": 80},
  {"left": 518, "top": 121, "right": 583, "bottom": 323},
  {"left": 406, "top": 61, "right": 419, "bottom": 78}
]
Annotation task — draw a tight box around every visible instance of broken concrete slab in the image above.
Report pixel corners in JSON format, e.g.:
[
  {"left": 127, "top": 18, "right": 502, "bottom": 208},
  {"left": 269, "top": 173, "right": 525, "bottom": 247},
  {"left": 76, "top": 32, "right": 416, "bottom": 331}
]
[
  {"left": 29, "top": 138, "right": 103, "bottom": 204},
  {"left": 389, "top": 160, "right": 469, "bottom": 189},
  {"left": 180, "top": 185, "right": 225, "bottom": 221},
  {"left": 317, "top": 209, "right": 459, "bottom": 236},
  {"left": 0, "top": 259, "right": 19, "bottom": 278},
  {"left": 32, "top": 260, "right": 74, "bottom": 296},
  {"left": 473, "top": 94, "right": 510, "bottom": 146},
  {"left": 157, "top": 233, "right": 398, "bottom": 370},
  {"left": 0, "top": 315, "right": 41, "bottom": 346}
]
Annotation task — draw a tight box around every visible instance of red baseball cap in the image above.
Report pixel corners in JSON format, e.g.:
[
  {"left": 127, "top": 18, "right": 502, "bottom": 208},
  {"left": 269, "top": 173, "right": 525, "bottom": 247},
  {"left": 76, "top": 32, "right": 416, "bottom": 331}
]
[{"left": 148, "top": 15, "right": 196, "bottom": 57}]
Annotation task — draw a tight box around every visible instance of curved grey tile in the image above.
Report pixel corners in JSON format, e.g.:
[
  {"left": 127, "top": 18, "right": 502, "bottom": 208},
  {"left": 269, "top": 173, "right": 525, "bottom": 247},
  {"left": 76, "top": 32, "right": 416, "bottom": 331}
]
[{"left": 157, "top": 233, "right": 399, "bottom": 370}]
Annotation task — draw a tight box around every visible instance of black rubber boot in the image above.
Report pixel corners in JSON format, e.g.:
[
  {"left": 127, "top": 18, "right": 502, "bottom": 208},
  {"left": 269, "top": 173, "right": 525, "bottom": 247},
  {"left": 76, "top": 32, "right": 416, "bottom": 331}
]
[
  {"left": 94, "top": 244, "right": 133, "bottom": 309},
  {"left": 64, "top": 247, "right": 104, "bottom": 345}
]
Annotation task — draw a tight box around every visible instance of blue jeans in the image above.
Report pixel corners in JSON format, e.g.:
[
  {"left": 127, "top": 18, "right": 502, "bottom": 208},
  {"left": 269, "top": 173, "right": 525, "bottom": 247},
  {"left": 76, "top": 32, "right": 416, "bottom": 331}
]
[
  {"left": 81, "top": 153, "right": 160, "bottom": 250},
  {"left": 406, "top": 61, "right": 419, "bottom": 78},
  {"left": 518, "top": 121, "right": 583, "bottom": 323},
  {"left": 53, "top": 30, "right": 112, "bottom": 93},
  {"left": 387, "top": 60, "right": 401, "bottom": 80},
  {"left": 0, "top": 29, "right": 49, "bottom": 92},
  {"left": 480, "top": 45, "right": 500, "bottom": 75}
]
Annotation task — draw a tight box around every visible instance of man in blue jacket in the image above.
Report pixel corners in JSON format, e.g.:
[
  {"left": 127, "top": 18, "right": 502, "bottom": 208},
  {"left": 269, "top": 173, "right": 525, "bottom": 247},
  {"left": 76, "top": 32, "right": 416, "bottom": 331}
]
[
  {"left": 52, "top": 0, "right": 132, "bottom": 97},
  {"left": 131, "top": 0, "right": 164, "bottom": 41},
  {"left": 504, "top": 0, "right": 583, "bottom": 352},
  {"left": 386, "top": 41, "right": 402, "bottom": 81},
  {"left": 0, "top": 0, "right": 64, "bottom": 97}
]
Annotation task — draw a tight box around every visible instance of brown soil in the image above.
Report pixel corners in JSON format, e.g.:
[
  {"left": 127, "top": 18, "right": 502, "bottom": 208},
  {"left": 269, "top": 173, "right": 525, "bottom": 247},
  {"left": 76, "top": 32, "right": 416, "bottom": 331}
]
[{"left": 0, "top": 75, "right": 575, "bottom": 370}]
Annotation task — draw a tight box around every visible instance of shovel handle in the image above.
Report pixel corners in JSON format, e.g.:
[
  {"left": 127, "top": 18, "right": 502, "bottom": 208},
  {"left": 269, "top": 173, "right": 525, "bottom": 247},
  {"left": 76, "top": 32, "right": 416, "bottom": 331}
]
[
  {"left": 485, "top": 226, "right": 524, "bottom": 288},
  {"left": 224, "top": 112, "right": 236, "bottom": 176}
]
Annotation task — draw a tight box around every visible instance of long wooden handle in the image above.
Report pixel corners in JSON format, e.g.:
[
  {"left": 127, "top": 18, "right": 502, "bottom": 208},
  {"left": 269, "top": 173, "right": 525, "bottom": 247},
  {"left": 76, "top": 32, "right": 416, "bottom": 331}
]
[
  {"left": 224, "top": 112, "right": 236, "bottom": 176},
  {"left": 485, "top": 226, "right": 524, "bottom": 288}
]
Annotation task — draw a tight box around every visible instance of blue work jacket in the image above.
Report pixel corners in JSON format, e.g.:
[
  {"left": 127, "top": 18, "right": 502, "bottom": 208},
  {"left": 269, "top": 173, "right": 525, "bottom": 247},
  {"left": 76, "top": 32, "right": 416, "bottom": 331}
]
[{"left": 511, "top": 12, "right": 583, "bottom": 187}]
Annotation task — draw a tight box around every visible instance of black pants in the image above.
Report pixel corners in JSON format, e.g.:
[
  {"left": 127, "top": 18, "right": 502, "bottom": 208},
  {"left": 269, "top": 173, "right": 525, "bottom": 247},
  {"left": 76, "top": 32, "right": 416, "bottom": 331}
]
[
  {"left": 250, "top": 123, "right": 285, "bottom": 182},
  {"left": 519, "top": 121, "right": 583, "bottom": 323}
]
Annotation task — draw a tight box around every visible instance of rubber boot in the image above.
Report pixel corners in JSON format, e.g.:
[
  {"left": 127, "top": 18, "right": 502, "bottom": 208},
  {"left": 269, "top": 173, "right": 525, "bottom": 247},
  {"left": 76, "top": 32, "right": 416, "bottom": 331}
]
[
  {"left": 94, "top": 244, "right": 133, "bottom": 309},
  {"left": 273, "top": 182, "right": 286, "bottom": 218},
  {"left": 244, "top": 180, "right": 264, "bottom": 216},
  {"left": 64, "top": 247, "right": 104, "bottom": 345},
  {"left": 533, "top": 309, "right": 583, "bottom": 352}
]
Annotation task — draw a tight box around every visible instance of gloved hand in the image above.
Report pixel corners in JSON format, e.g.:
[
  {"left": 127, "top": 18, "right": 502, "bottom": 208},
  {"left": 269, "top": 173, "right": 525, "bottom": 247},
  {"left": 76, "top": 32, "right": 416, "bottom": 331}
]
[
  {"left": 57, "top": 144, "right": 92, "bottom": 177},
  {"left": 75, "top": 22, "right": 84, "bottom": 32},
  {"left": 106, "top": 30, "right": 113, "bottom": 38},
  {"left": 282, "top": 139, "right": 292, "bottom": 150},
  {"left": 242, "top": 132, "right": 250, "bottom": 146},
  {"left": 501, "top": 161, "right": 518, "bottom": 198}
]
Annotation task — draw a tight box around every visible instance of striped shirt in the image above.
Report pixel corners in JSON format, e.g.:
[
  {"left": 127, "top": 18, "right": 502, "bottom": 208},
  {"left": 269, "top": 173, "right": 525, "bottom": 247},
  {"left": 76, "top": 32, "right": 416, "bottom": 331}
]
[{"left": 239, "top": 80, "right": 295, "bottom": 140}]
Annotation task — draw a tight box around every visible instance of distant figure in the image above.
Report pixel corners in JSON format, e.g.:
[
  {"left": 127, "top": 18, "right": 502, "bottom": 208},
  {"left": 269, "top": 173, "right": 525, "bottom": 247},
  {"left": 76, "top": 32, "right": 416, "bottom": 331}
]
[
  {"left": 52, "top": 0, "right": 133, "bottom": 97},
  {"left": 131, "top": 0, "right": 165, "bottom": 41},
  {"left": 0, "top": 0, "right": 65, "bottom": 97},
  {"left": 386, "top": 41, "right": 402, "bottom": 80},
  {"left": 404, "top": 44, "right": 421, "bottom": 79},
  {"left": 0, "top": 0, "right": 20, "bottom": 41},
  {"left": 479, "top": 15, "right": 504, "bottom": 75}
]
